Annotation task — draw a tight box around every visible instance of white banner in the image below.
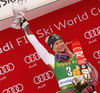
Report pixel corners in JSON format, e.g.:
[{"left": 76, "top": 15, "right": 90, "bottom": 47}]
[{"left": 0, "top": 0, "right": 58, "bottom": 20}]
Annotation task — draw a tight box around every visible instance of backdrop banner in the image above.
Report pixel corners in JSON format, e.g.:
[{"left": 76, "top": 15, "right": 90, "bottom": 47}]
[
  {"left": 0, "top": 0, "right": 58, "bottom": 20},
  {"left": 0, "top": 0, "right": 100, "bottom": 93}
]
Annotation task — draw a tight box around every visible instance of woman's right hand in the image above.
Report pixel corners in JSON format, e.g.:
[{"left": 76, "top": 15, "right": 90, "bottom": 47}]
[
  {"left": 11, "top": 2, "right": 28, "bottom": 29},
  {"left": 11, "top": 15, "right": 23, "bottom": 29},
  {"left": 11, "top": 15, "right": 29, "bottom": 31}
]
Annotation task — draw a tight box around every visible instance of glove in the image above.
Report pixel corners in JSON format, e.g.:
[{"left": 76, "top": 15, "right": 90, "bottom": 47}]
[
  {"left": 81, "top": 80, "right": 98, "bottom": 93},
  {"left": 20, "top": 17, "right": 29, "bottom": 31},
  {"left": 81, "top": 85, "right": 92, "bottom": 93},
  {"left": 11, "top": 15, "right": 29, "bottom": 30},
  {"left": 11, "top": 15, "right": 23, "bottom": 29}
]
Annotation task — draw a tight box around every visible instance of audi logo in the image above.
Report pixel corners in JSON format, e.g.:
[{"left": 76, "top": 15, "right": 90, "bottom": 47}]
[
  {"left": 84, "top": 26, "right": 100, "bottom": 39},
  {"left": 0, "top": 63, "right": 15, "bottom": 76},
  {"left": 33, "top": 71, "right": 54, "bottom": 84},
  {"left": 93, "top": 50, "right": 100, "bottom": 59},
  {"left": 24, "top": 52, "right": 40, "bottom": 64},
  {"left": 2, "top": 83, "right": 24, "bottom": 93}
]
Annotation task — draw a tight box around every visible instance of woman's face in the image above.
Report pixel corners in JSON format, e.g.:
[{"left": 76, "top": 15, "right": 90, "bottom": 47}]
[{"left": 53, "top": 39, "right": 66, "bottom": 53}]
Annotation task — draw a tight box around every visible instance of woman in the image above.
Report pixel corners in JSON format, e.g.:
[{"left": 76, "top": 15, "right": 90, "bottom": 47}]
[{"left": 11, "top": 15, "right": 98, "bottom": 93}]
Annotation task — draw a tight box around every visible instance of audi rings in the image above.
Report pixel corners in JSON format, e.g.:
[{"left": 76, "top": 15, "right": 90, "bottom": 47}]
[
  {"left": 2, "top": 83, "right": 24, "bottom": 93},
  {"left": 24, "top": 52, "right": 40, "bottom": 64},
  {"left": 93, "top": 50, "right": 100, "bottom": 59},
  {"left": 33, "top": 71, "right": 54, "bottom": 84},
  {"left": 84, "top": 26, "right": 100, "bottom": 39},
  {"left": 0, "top": 63, "right": 15, "bottom": 75}
]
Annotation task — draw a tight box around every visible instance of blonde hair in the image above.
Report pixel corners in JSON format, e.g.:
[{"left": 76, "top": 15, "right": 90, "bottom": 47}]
[
  {"left": 65, "top": 46, "right": 74, "bottom": 58},
  {"left": 45, "top": 36, "right": 49, "bottom": 44}
]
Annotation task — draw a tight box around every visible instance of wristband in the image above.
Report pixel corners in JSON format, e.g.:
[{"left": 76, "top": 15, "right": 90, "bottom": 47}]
[{"left": 20, "top": 18, "right": 27, "bottom": 26}]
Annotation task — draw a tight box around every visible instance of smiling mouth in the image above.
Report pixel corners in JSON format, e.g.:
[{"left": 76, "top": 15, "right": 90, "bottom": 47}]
[{"left": 59, "top": 46, "right": 64, "bottom": 50}]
